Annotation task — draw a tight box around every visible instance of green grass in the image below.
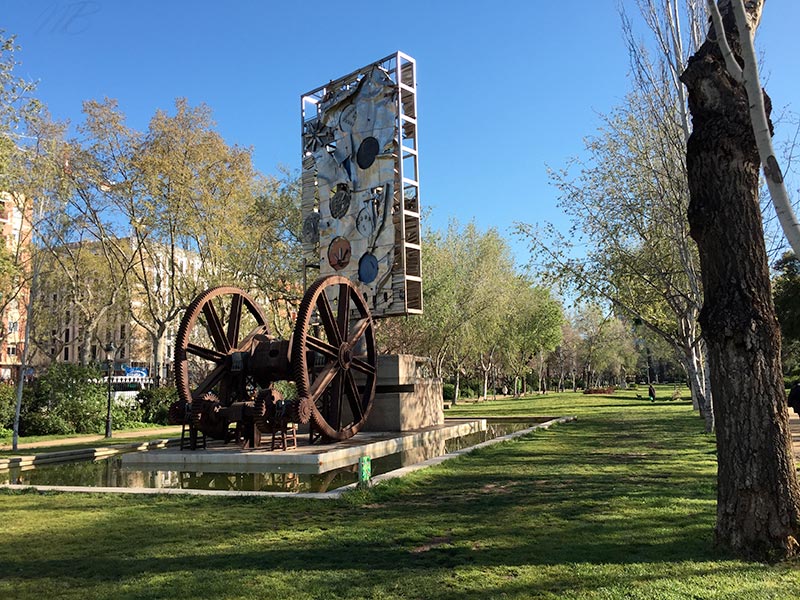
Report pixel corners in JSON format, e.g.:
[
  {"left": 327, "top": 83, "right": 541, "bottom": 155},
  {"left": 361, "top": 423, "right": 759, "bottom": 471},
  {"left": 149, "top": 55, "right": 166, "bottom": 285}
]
[{"left": 2, "top": 387, "right": 799, "bottom": 599}]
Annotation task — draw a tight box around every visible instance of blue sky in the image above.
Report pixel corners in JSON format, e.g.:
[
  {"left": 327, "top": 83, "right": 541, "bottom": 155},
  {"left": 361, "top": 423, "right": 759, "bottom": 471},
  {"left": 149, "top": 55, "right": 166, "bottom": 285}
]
[{"left": 3, "top": 1, "right": 800, "bottom": 266}]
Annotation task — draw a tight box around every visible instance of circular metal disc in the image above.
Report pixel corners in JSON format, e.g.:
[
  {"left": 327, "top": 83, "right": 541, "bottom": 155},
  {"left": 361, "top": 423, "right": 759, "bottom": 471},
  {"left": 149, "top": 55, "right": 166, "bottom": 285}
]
[
  {"left": 356, "top": 207, "right": 374, "bottom": 237},
  {"left": 301, "top": 213, "right": 320, "bottom": 243},
  {"left": 329, "top": 185, "right": 351, "bottom": 219},
  {"left": 327, "top": 237, "right": 352, "bottom": 271},
  {"left": 356, "top": 137, "right": 379, "bottom": 169},
  {"left": 358, "top": 253, "right": 379, "bottom": 284}
]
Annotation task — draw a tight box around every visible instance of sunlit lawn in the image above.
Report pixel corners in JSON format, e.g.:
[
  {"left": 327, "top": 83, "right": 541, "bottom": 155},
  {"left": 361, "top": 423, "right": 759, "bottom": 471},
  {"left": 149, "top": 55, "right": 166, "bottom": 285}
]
[{"left": 2, "top": 386, "right": 799, "bottom": 599}]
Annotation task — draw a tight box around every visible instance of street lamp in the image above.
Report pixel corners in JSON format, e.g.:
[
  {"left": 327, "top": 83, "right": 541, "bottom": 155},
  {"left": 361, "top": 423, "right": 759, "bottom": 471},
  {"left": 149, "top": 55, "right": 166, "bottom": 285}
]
[{"left": 104, "top": 342, "right": 117, "bottom": 438}]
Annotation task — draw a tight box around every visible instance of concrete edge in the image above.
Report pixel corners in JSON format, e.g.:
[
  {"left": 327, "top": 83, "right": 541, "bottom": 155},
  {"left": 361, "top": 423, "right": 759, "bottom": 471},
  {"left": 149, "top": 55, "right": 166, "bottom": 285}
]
[
  {"left": 0, "top": 438, "right": 180, "bottom": 470},
  {"left": 0, "top": 416, "right": 578, "bottom": 500}
]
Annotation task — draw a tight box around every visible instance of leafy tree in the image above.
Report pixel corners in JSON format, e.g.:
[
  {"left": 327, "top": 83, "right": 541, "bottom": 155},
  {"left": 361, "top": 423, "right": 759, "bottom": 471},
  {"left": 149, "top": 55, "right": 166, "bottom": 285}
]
[
  {"left": 70, "top": 98, "right": 264, "bottom": 382},
  {"left": 0, "top": 31, "right": 39, "bottom": 170},
  {"left": 377, "top": 220, "right": 561, "bottom": 400},
  {"left": 502, "top": 280, "right": 563, "bottom": 396}
]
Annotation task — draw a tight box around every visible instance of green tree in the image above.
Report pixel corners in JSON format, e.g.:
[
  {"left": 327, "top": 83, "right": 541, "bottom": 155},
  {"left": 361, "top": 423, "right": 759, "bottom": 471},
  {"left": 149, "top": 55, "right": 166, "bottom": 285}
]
[
  {"left": 74, "top": 98, "right": 263, "bottom": 381},
  {"left": 502, "top": 280, "right": 563, "bottom": 396},
  {"left": 378, "top": 220, "right": 552, "bottom": 400}
]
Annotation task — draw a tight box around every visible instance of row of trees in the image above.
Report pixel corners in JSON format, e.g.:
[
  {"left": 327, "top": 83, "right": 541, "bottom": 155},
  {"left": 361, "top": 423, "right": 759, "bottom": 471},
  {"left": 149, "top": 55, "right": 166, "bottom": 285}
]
[{"left": 377, "top": 220, "right": 682, "bottom": 399}]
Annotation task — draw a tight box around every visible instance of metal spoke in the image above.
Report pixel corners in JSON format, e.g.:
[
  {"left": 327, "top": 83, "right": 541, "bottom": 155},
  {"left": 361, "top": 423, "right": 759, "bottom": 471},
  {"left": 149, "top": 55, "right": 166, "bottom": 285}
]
[
  {"left": 336, "top": 283, "right": 350, "bottom": 339},
  {"left": 309, "top": 361, "right": 339, "bottom": 402},
  {"left": 330, "top": 370, "right": 345, "bottom": 430},
  {"left": 347, "top": 317, "right": 372, "bottom": 347},
  {"left": 202, "top": 301, "right": 230, "bottom": 353},
  {"left": 351, "top": 356, "right": 376, "bottom": 376},
  {"left": 227, "top": 293, "right": 243, "bottom": 348},
  {"left": 344, "top": 369, "right": 364, "bottom": 421},
  {"left": 316, "top": 292, "right": 343, "bottom": 347},
  {"left": 305, "top": 335, "right": 339, "bottom": 359},
  {"left": 192, "top": 364, "right": 226, "bottom": 399},
  {"left": 186, "top": 343, "right": 225, "bottom": 363}
]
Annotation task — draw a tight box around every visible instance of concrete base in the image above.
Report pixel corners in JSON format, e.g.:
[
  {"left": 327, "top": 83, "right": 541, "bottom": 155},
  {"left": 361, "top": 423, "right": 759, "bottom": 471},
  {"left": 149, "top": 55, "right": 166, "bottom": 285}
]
[
  {"left": 121, "top": 419, "right": 485, "bottom": 474},
  {"left": 363, "top": 354, "right": 444, "bottom": 432}
]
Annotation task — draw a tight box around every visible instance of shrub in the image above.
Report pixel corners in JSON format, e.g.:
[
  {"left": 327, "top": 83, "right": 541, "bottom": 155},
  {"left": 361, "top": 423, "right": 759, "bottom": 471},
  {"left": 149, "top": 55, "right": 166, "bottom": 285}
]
[
  {"left": 442, "top": 383, "right": 455, "bottom": 400},
  {"left": 21, "top": 363, "right": 106, "bottom": 435},
  {"left": 0, "top": 383, "right": 16, "bottom": 429},
  {"left": 273, "top": 381, "right": 298, "bottom": 402},
  {"left": 111, "top": 402, "right": 145, "bottom": 429},
  {"left": 137, "top": 387, "right": 179, "bottom": 425},
  {"left": 461, "top": 387, "right": 474, "bottom": 399}
]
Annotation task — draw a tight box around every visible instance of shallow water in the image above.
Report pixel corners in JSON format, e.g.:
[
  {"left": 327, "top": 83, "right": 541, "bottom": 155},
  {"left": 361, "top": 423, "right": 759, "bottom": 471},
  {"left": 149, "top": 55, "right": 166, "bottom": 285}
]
[{"left": 1, "top": 420, "right": 545, "bottom": 493}]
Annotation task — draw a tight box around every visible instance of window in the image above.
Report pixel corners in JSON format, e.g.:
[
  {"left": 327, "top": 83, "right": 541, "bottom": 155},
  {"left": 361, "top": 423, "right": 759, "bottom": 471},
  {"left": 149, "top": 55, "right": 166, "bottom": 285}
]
[
  {"left": 7, "top": 345, "right": 16, "bottom": 356},
  {"left": 120, "top": 324, "right": 126, "bottom": 340},
  {"left": 64, "top": 328, "right": 70, "bottom": 343},
  {"left": 63, "top": 347, "right": 69, "bottom": 361},
  {"left": 118, "top": 346, "right": 125, "bottom": 359},
  {"left": 7, "top": 321, "right": 18, "bottom": 333}
]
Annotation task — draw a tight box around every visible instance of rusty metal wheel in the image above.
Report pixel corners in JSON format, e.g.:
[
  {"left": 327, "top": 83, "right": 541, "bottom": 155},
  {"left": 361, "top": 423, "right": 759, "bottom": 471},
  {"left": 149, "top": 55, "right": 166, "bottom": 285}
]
[
  {"left": 174, "top": 287, "right": 269, "bottom": 407},
  {"left": 291, "top": 275, "right": 377, "bottom": 441}
]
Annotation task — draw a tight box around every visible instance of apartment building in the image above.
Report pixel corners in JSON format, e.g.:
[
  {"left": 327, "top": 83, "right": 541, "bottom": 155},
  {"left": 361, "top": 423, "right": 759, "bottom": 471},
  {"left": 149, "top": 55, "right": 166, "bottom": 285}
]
[
  {"left": 36, "top": 239, "right": 201, "bottom": 382},
  {"left": 0, "top": 192, "right": 32, "bottom": 381}
]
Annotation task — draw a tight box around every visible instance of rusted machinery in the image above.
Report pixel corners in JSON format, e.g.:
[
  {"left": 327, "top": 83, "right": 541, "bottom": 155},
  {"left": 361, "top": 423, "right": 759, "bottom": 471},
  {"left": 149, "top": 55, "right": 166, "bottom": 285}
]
[
  {"left": 173, "top": 53, "right": 424, "bottom": 450},
  {"left": 172, "top": 275, "right": 376, "bottom": 448}
]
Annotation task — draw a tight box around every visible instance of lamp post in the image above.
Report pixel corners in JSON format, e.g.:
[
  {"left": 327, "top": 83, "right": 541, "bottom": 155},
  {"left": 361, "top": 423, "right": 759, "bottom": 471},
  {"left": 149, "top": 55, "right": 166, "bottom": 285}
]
[{"left": 104, "top": 342, "right": 116, "bottom": 438}]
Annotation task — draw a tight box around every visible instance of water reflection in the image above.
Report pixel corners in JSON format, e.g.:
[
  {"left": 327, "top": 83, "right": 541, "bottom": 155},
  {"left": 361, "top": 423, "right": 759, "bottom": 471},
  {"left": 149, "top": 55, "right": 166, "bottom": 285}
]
[{"left": 2, "top": 421, "right": 542, "bottom": 493}]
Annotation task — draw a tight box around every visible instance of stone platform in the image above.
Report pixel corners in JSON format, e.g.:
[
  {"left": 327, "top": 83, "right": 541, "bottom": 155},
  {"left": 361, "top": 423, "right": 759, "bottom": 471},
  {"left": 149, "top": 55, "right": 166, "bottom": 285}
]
[{"left": 122, "top": 419, "right": 486, "bottom": 474}]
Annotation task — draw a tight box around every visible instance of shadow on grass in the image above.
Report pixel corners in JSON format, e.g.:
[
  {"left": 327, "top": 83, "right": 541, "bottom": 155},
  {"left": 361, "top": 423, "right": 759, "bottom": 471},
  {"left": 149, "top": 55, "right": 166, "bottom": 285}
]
[{"left": 0, "top": 400, "right": 739, "bottom": 599}]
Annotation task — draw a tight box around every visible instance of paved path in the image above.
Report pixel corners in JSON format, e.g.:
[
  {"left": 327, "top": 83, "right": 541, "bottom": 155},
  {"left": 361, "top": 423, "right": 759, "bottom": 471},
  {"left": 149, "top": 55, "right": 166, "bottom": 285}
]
[{"left": 0, "top": 426, "right": 182, "bottom": 451}]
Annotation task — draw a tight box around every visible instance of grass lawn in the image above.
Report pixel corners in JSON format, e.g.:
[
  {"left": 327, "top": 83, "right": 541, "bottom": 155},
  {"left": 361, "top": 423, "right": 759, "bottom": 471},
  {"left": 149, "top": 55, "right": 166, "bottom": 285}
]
[{"left": 2, "top": 386, "right": 799, "bottom": 599}]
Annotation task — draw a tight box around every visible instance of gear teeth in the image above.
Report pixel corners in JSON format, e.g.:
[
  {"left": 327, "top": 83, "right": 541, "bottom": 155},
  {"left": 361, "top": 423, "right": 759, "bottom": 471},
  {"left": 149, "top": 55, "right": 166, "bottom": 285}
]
[{"left": 293, "top": 397, "right": 314, "bottom": 424}]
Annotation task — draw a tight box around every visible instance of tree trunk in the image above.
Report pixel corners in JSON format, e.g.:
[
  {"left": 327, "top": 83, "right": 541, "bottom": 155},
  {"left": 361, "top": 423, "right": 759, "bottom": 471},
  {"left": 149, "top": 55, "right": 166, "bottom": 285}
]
[
  {"left": 683, "top": 342, "right": 714, "bottom": 432},
  {"left": 681, "top": 9, "right": 800, "bottom": 560}
]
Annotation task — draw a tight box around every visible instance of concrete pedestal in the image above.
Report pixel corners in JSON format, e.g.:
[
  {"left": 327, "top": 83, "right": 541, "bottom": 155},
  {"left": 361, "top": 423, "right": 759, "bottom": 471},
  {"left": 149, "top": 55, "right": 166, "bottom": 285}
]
[{"left": 363, "top": 355, "right": 444, "bottom": 432}]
